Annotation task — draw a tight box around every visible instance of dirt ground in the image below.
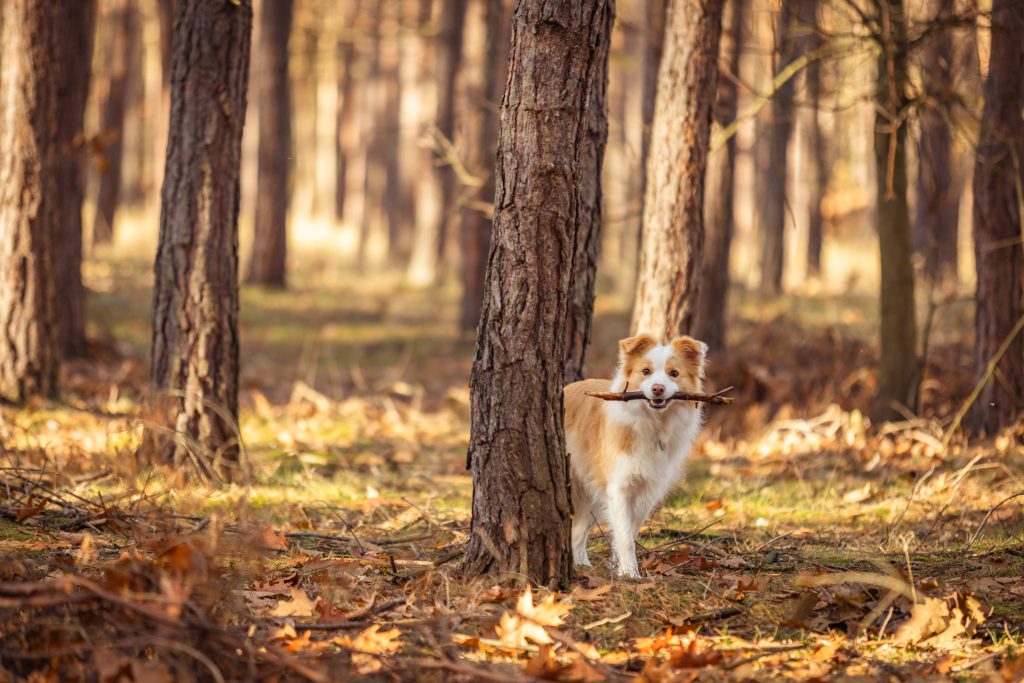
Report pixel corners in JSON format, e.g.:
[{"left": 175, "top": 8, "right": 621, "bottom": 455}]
[{"left": 2, "top": 253, "right": 1023, "bottom": 682}]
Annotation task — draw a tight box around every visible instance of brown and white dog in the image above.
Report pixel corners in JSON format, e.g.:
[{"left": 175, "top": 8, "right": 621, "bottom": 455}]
[{"left": 564, "top": 333, "right": 707, "bottom": 577}]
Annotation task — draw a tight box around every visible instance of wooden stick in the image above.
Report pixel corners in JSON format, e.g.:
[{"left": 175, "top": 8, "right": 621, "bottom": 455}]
[{"left": 585, "top": 386, "right": 734, "bottom": 406}]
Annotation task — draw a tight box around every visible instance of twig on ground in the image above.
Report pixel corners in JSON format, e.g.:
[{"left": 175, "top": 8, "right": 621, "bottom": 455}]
[{"left": 962, "top": 489, "right": 1024, "bottom": 550}]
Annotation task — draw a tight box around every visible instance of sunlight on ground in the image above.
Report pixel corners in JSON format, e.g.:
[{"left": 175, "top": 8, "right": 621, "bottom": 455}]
[{"left": 2, "top": 240, "right": 1020, "bottom": 680}]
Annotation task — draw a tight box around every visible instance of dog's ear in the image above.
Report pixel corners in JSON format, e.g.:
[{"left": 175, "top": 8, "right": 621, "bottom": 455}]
[
  {"left": 672, "top": 336, "right": 708, "bottom": 365},
  {"left": 619, "top": 334, "right": 656, "bottom": 358}
]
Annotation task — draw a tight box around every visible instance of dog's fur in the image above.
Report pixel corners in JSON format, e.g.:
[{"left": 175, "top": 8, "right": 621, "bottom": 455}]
[{"left": 563, "top": 333, "right": 707, "bottom": 577}]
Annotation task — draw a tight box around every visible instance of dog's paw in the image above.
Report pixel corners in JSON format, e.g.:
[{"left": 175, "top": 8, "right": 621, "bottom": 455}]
[{"left": 615, "top": 564, "right": 641, "bottom": 579}]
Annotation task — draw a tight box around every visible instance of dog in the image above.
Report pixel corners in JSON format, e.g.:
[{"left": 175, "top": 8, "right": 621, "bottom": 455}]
[{"left": 563, "top": 333, "right": 707, "bottom": 577}]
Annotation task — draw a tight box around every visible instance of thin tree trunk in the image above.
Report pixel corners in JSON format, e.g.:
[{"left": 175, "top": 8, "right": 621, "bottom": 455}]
[
  {"left": 380, "top": 3, "right": 406, "bottom": 263},
  {"left": 914, "top": 0, "right": 959, "bottom": 287},
  {"left": 433, "top": 0, "right": 467, "bottom": 264},
  {"left": 143, "top": 0, "right": 252, "bottom": 482},
  {"left": 334, "top": 0, "right": 362, "bottom": 224},
  {"left": 247, "top": 0, "right": 293, "bottom": 288},
  {"left": 631, "top": 0, "right": 725, "bottom": 341},
  {"left": 457, "top": 0, "right": 509, "bottom": 330},
  {"left": 54, "top": 0, "right": 98, "bottom": 359},
  {"left": 93, "top": 0, "right": 139, "bottom": 246},
  {"left": 463, "top": 0, "right": 614, "bottom": 586},
  {"left": 693, "top": 0, "right": 744, "bottom": 354},
  {"left": 873, "top": 0, "right": 918, "bottom": 420},
  {"left": 970, "top": 0, "right": 1024, "bottom": 433},
  {"left": 0, "top": 0, "right": 61, "bottom": 402},
  {"left": 757, "top": 0, "right": 797, "bottom": 296},
  {"left": 641, "top": 0, "right": 667, "bottom": 197},
  {"left": 803, "top": 0, "right": 826, "bottom": 276},
  {"left": 155, "top": 0, "right": 176, "bottom": 207}
]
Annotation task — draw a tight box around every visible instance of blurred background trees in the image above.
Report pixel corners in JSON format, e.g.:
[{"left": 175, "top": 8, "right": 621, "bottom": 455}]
[{"left": 0, "top": 0, "right": 1021, "bottom": 436}]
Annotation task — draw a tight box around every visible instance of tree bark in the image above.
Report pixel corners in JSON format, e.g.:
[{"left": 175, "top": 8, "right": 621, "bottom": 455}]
[
  {"left": 873, "top": 0, "right": 918, "bottom": 420},
  {"left": 463, "top": 0, "right": 614, "bottom": 586},
  {"left": 334, "top": 0, "right": 362, "bottom": 224},
  {"left": 143, "top": 0, "right": 252, "bottom": 482},
  {"left": 458, "top": 0, "right": 510, "bottom": 331},
  {"left": 641, "top": 0, "right": 667, "bottom": 198},
  {"left": 433, "top": 0, "right": 467, "bottom": 264},
  {"left": 0, "top": 0, "right": 61, "bottom": 402},
  {"left": 247, "top": 0, "right": 293, "bottom": 287},
  {"left": 93, "top": 0, "right": 139, "bottom": 247},
  {"left": 757, "top": 0, "right": 797, "bottom": 296},
  {"left": 803, "top": 0, "right": 826, "bottom": 276},
  {"left": 693, "top": 0, "right": 744, "bottom": 354},
  {"left": 914, "top": 0, "right": 959, "bottom": 287},
  {"left": 54, "top": 0, "right": 98, "bottom": 359},
  {"left": 970, "top": 0, "right": 1024, "bottom": 433},
  {"left": 631, "top": 0, "right": 725, "bottom": 342},
  {"left": 564, "top": 3, "right": 612, "bottom": 383}
]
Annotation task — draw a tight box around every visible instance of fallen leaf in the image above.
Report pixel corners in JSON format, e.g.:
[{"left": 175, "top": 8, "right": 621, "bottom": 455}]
[
  {"left": 269, "top": 587, "right": 320, "bottom": 618},
  {"left": 842, "top": 483, "right": 873, "bottom": 504}
]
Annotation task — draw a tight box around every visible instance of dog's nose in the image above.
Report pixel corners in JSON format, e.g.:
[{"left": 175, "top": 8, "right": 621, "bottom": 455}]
[{"left": 651, "top": 384, "right": 665, "bottom": 396}]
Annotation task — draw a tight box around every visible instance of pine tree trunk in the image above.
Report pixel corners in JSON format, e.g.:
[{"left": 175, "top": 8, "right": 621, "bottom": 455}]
[
  {"left": 914, "top": 0, "right": 959, "bottom": 287},
  {"left": 93, "top": 0, "right": 138, "bottom": 246},
  {"left": 144, "top": 0, "right": 252, "bottom": 482},
  {"left": 0, "top": 0, "right": 61, "bottom": 402},
  {"left": 458, "top": 0, "right": 509, "bottom": 331},
  {"left": 641, "top": 0, "right": 667, "bottom": 198},
  {"left": 631, "top": 0, "right": 725, "bottom": 341},
  {"left": 693, "top": 0, "right": 744, "bottom": 354},
  {"left": 433, "top": 0, "right": 467, "bottom": 264},
  {"left": 757, "top": 0, "right": 796, "bottom": 296},
  {"left": 874, "top": 0, "right": 918, "bottom": 420},
  {"left": 564, "top": 3, "right": 612, "bottom": 383},
  {"left": 247, "top": 0, "right": 292, "bottom": 288},
  {"left": 970, "top": 0, "right": 1024, "bottom": 433},
  {"left": 54, "top": 0, "right": 98, "bottom": 359},
  {"left": 463, "top": 0, "right": 614, "bottom": 586},
  {"left": 803, "top": 0, "right": 826, "bottom": 276},
  {"left": 334, "top": 0, "right": 362, "bottom": 224}
]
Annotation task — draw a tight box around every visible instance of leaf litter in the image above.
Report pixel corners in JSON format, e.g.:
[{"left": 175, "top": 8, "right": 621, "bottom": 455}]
[{"left": 1, "top": 286, "right": 1023, "bottom": 680}]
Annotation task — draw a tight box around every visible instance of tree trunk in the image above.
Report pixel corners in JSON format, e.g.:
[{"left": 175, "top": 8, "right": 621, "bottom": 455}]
[
  {"left": 757, "top": 0, "right": 797, "bottom": 296},
  {"left": 565, "top": 1, "right": 612, "bottom": 383},
  {"left": 873, "top": 0, "right": 918, "bottom": 420},
  {"left": 463, "top": 0, "right": 614, "bottom": 586},
  {"left": 380, "top": 4, "right": 406, "bottom": 264},
  {"left": 247, "top": 0, "right": 293, "bottom": 288},
  {"left": 803, "top": 0, "right": 826, "bottom": 276},
  {"left": 433, "top": 0, "right": 467, "bottom": 264},
  {"left": 93, "top": 0, "right": 139, "bottom": 247},
  {"left": 914, "top": 0, "right": 959, "bottom": 287},
  {"left": 693, "top": 0, "right": 744, "bottom": 354},
  {"left": 631, "top": 0, "right": 725, "bottom": 342},
  {"left": 334, "top": 0, "right": 362, "bottom": 224},
  {"left": 970, "top": 0, "right": 1024, "bottom": 433},
  {"left": 143, "top": 0, "right": 252, "bottom": 482},
  {"left": 641, "top": 0, "right": 667, "bottom": 198},
  {"left": 54, "top": 0, "right": 98, "bottom": 359},
  {"left": 0, "top": 0, "right": 61, "bottom": 402},
  {"left": 458, "top": 0, "right": 510, "bottom": 331},
  {"left": 155, "top": 0, "right": 175, "bottom": 204}
]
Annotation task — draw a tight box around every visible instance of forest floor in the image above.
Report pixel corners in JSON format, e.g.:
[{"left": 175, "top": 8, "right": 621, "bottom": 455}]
[{"left": 2, "top": 251, "right": 1024, "bottom": 682}]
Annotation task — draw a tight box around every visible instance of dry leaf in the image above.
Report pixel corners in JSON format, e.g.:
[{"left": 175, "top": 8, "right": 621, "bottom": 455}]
[{"left": 269, "top": 587, "right": 320, "bottom": 618}]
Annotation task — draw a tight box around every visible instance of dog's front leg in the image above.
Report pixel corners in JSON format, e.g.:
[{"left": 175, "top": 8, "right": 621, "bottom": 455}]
[{"left": 607, "top": 487, "right": 640, "bottom": 577}]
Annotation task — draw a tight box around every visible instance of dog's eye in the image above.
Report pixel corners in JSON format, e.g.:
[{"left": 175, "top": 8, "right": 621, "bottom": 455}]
[
  {"left": 641, "top": 368, "right": 651, "bottom": 376},
  {"left": 669, "top": 370, "right": 679, "bottom": 378}
]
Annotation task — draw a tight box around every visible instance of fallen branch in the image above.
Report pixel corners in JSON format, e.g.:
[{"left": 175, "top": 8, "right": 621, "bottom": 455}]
[{"left": 586, "top": 386, "right": 734, "bottom": 406}]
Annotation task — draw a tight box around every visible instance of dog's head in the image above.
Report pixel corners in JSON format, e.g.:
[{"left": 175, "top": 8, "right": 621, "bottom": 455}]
[{"left": 617, "top": 333, "right": 707, "bottom": 411}]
